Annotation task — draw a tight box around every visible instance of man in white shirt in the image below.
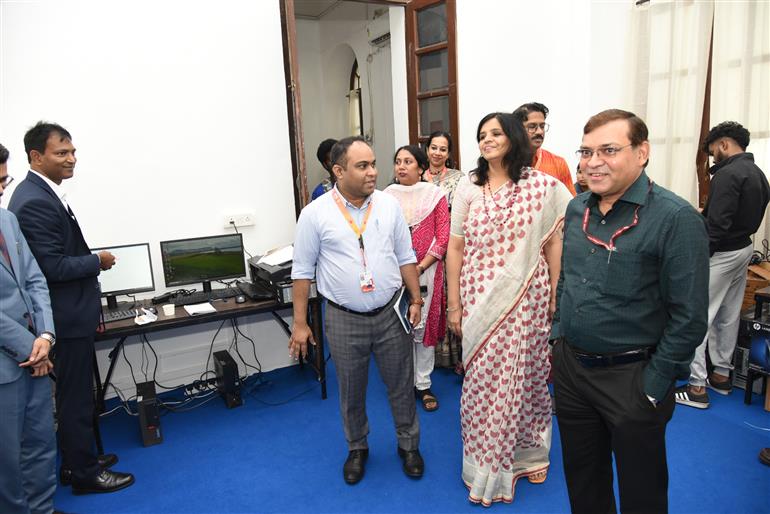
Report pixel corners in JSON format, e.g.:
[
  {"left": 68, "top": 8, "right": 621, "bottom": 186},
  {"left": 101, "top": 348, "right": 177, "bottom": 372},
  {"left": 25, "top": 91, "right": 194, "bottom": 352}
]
[{"left": 290, "top": 136, "right": 424, "bottom": 485}]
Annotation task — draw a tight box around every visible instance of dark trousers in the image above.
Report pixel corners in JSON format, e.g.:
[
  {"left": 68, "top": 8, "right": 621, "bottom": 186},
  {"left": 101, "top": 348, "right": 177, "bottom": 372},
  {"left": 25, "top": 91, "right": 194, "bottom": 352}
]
[
  {"left": 553, "top": 341, "right": 675, "bottom": 514},
  {"left": 55, "top": 335, "right": 99, "bottom": 481}
]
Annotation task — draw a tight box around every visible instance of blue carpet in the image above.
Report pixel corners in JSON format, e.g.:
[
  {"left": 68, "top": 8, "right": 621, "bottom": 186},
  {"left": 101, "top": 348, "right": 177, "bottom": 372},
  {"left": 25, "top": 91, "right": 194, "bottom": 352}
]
[{"left": 54, "top": 361, "right": 770, "bottom": 513}]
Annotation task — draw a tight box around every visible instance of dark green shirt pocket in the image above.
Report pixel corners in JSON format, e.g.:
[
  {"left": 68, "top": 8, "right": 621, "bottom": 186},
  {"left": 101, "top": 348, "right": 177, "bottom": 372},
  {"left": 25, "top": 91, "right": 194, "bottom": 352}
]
[{"left": 601, "top": 251, "right": 651, "bottom": 298}]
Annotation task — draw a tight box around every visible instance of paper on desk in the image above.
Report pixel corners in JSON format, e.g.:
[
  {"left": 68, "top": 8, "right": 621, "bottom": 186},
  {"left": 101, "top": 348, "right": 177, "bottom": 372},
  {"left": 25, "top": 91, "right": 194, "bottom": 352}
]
[
  {"left": 134, "top": 308, "right": 158, "bottom": 326},
  {"left": 184, "top": 303, "right": 217, "bottom": 316},
  {"left": 258, "top": 245, "right": 293, "bottom": 266}
]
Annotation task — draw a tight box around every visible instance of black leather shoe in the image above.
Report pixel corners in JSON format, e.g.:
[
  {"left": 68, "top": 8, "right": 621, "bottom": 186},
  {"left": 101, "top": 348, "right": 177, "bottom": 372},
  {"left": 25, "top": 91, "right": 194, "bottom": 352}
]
[
  {"left": 343, "top": 449, "right": 368, "bottom": 484},
  {"left": 60, "top": 453, "right": 119, "bottom": 486},
  {"left": 71, "top": 469, "right": 135, "bottom": 495},
  {"left": 397, "top": 447, "right": 424, "bottom": 478}
]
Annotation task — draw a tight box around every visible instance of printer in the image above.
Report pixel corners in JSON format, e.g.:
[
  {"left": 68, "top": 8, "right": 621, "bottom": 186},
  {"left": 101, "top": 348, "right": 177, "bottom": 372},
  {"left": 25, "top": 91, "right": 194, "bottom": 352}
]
[
  {"left": 248, "top": 256, "right": 292, "bottom": 285},
  {"left": 248, "top": 254, "right": 316, "bottom": 303}
]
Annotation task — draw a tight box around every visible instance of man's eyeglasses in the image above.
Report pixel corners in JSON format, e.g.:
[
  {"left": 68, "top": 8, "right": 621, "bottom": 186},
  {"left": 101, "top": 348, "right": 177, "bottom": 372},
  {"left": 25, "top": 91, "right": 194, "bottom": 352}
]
[
  {"left": 575, "top": 144, "right": 633, "bottom": 160},
  {"left": 525, "top": 123, "right": 549, "bottom": 134},
  {"left": 0, "top": 175, "right": 13, "bottom": 188}
]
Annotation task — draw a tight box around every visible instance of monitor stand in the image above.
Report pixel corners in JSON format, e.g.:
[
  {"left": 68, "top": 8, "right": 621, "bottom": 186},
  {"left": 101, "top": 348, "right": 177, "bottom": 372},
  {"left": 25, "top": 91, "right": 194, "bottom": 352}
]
[
  {"left": 202, "top": 281, "right": 212, "bottom": 293},
  {"left": 106, "top": 295, "right": 119, "bottom": 310}
]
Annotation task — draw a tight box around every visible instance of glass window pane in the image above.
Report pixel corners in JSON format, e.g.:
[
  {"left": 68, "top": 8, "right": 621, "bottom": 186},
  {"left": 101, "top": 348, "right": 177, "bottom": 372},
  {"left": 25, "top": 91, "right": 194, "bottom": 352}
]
[
  {"left": 417, "top": 4, "right": 447, "bottom": 47},
  {"left": 419, "top": 96, "right": 450, "bottom": 137},
  {"left": 419, "top": 50, "right": 448, "bottom": 92}
]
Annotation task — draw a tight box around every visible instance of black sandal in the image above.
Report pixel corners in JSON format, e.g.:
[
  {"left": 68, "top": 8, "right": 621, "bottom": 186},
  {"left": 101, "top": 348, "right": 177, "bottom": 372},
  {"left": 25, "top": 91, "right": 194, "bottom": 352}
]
[{"left": 415, "top": 387, "right": 439, "bottom": 412}]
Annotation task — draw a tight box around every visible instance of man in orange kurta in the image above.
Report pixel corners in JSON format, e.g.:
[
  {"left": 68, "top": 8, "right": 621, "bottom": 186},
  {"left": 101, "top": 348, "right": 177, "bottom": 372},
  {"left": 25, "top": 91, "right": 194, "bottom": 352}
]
[{"left": 514, "top": 102, "right": 576, "bottom": 196}]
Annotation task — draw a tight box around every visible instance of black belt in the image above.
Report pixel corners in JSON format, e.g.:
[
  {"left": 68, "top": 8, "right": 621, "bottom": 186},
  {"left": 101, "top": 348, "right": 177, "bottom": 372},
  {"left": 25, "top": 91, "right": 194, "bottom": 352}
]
[
  {"left": 324, "top": 291, "right": 398, "bottom": 317},
  {"left": 567, "top": 341, "right": 655, "bottom": 368}
]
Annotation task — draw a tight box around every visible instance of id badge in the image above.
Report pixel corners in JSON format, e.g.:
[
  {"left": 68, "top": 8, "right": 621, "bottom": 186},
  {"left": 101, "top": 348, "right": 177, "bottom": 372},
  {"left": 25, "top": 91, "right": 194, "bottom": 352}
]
[{"left": 359, "top": 270, "right": 375, "bottom": 293}]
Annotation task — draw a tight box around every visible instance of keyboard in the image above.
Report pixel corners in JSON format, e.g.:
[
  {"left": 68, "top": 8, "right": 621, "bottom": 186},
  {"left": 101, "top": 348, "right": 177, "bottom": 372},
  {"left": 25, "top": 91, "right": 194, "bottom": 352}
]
[
  {"left": 171, "top": 288, "right": 240, "bottom": 306},
  {"left": 237, "top": 280, "right": 274, "bottom": 300},
  {"left": 103, "top": 309, "right": 139, "bottom": 323}
]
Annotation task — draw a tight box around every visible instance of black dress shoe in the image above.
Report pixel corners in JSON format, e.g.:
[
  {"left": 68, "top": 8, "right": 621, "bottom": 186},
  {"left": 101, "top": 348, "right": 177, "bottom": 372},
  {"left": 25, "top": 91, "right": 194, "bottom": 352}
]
[
  {"left": 60, "top": 453, "right": 119, "bottom": 486},
  {"left": 343, "top": 449, "right": 368, "bottom": 484},
  {"left": 397, "top": 447, "right": 424, "bottom": 478},
  {"left": 71, "top": 469, "right": 135, "bottom": 495}
]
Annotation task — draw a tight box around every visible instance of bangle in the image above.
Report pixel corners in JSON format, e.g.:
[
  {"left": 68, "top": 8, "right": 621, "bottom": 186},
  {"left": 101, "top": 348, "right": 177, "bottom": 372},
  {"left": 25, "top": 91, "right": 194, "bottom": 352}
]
[
  {"left": 446, "top": 306, "right": 460, "bottom": 313},
  {"left": 416, "top": 264, "right": 424, "bottom": 274},
  {"left": 410, "top": 298, "right": 425, "bottom": 306}
]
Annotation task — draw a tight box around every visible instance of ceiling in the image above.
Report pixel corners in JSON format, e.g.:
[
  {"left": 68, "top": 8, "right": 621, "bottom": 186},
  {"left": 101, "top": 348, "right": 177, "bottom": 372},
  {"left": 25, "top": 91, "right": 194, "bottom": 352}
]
[{"left": 294, "top": 0, "right": 341, "bottom": 19}]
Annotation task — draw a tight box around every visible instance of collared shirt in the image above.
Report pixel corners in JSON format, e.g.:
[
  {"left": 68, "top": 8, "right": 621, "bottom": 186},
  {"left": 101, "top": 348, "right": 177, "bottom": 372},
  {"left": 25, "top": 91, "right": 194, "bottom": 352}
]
[
  {"left": 28, "top": 169, "right": 71, "bottom": 213},
  {"left": 292, "top": 186, "right": 416, "bottom": 312},
  {"left": 533, "top": 148, "right": 576, "bottom": 196},
  {"left": 553, "top": 171, "right": 709, "bottom": 400}
]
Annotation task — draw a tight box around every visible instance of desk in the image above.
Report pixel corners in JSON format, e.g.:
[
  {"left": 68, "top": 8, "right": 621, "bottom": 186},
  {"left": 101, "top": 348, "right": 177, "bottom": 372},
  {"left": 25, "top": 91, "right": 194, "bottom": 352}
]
[{"left": 92, "top": 297, "right": 325, "bottom": 452}]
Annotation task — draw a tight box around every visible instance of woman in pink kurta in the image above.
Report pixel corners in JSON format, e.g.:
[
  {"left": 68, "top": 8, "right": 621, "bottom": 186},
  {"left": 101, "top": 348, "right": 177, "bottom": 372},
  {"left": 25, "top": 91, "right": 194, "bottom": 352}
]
[
  {"left": 385, "top": 145, "right": 450, "bottom": 412},
  {"left": 446, "top": 113, "right": 571, "bottom": 506}
]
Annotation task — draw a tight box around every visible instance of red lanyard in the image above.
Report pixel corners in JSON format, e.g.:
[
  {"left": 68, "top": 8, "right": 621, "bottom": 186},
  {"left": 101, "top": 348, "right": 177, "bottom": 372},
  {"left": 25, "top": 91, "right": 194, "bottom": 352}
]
[
  {"left": 332, "top": 189, "right": 373, "bottom": 269},
  {"left": 582, "top": 180, "right": 653, "bottom": 263}
]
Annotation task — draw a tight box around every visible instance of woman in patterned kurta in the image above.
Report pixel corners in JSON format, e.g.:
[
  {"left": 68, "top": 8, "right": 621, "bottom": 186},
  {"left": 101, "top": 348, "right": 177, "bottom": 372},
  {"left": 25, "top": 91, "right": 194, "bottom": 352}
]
[
  {"left": 385, "top": 145, "right": 450, "bottom": 412},
  {"left": 446, "top": 113, "right": 571, "bottom": 506},
  {"left": 425, "top": 131, "right": 465, "bottom": 371},
  {"left": 426, "top": 131, "right": 465, "bottom": 208}
]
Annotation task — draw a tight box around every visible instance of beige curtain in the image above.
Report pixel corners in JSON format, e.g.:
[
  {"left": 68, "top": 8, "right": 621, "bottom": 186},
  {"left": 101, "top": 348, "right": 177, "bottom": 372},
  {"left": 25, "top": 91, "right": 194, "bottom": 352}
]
[
  {"left": 626, "top": 0, "right": 713, "bottom": 206},
  {"left": 710, "top": 1, "right": 770, "bottom": 251},
  {"left": 348, "top": 89, "right": 362, "bottom": 137}
]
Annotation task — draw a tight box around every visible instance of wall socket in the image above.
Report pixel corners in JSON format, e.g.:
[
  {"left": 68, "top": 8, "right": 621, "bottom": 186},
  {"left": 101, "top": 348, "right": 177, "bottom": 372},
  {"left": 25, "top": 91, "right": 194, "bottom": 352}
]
[{"left": 223, "top": 212, "right": 256, "bottom": 228}]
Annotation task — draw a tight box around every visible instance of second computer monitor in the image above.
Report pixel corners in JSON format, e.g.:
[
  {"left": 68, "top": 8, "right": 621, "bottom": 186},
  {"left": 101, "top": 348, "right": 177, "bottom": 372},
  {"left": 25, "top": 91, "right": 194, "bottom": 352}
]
[{"left": 160, "top": 233, "right": 246, "bottom": 292}]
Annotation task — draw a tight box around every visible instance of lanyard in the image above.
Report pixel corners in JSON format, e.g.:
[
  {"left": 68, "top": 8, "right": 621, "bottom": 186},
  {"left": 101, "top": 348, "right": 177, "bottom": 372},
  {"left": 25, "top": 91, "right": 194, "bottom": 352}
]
[
  {"left": 332, "top": 189, "right": 373, "bottom": 269},
  {"left": 582, "top": 180, "right": 653, "bottom": 263}
]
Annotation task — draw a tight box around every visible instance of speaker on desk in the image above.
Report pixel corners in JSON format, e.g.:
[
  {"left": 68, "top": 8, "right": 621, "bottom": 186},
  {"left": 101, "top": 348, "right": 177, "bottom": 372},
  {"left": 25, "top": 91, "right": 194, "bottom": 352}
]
[
  {"left": 136, "top": 381, "right": 163, "bottom": 446},
  {"left": 214, "top": 350, "right": 242, "bottom": 408}
]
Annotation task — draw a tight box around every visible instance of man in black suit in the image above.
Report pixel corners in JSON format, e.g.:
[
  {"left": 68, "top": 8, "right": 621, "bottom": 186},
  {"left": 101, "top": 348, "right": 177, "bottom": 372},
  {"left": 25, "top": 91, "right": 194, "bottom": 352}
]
[{"left": 8, "top": 122, "right": 134, "bottom": 495}]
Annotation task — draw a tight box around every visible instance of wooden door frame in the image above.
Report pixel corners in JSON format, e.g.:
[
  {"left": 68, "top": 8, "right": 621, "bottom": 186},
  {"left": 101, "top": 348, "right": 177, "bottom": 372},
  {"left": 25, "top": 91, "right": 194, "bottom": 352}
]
[
  {"left": 404, "top": 0, "right": 459, "bottom": 165},
  {"left": 279, "top": 0, "right": 408, "bottom": 217}
]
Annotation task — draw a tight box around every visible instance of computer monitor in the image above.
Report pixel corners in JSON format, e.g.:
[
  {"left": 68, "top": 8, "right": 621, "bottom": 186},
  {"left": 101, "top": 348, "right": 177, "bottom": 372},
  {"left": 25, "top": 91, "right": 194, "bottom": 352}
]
[
  {"left": 91, "top": 243, "right": 155, "bottom": 310},
  {"left": 159, "top": 234, "right": 246, "bottom": 292}
]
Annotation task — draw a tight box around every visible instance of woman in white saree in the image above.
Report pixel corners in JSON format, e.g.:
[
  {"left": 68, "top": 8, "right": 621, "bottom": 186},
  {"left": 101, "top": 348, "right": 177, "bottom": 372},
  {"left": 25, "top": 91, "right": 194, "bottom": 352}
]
[{"left": 445, "top": 112, "right": 571, "bottom": 506}]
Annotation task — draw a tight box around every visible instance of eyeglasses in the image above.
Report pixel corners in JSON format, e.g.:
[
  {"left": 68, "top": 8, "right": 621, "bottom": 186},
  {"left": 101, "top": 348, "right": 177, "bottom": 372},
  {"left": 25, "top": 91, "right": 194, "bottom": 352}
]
[
  {"left": 0, "top": 175, "right": 13, "bottom": 188},
  {"left": 575, "top": 144, "right": 633, "bottom": 160},
  {"left": 525, "top": 122, "right": 549, "bottom": 134}
]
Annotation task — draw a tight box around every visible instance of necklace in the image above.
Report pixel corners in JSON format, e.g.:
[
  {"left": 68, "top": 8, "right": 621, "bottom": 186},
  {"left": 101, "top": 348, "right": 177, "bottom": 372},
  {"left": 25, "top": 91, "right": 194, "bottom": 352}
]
[{"left": 482, "top": 180, "right": 518, "bottom": 226}]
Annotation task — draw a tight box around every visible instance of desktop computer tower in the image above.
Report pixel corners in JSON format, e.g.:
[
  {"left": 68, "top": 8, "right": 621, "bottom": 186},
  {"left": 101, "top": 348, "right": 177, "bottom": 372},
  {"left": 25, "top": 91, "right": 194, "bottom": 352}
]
[
  {"left": 734, "top": 312, "right": 767, "bottom": 394},
  {"left": 136, "top": 381, "right": 163, "bottom": 447},
  {"left": 214, "top": 350, "right": 243, "bottom": 408}
]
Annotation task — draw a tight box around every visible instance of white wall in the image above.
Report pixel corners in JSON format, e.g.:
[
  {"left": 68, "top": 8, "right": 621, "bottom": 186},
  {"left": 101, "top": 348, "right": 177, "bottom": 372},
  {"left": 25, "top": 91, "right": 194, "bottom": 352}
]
[
  {"left": 296, "top": 2, "right": 397, "bottom": 190},
  {"left": 296, "top": 18, "right": 326, "bottom": 190},
  {"left": 455, "top": 0, "right": 633, "bottom": 175},
  {"left": 389, "top": 6, "right": 410, "bottom": 151},
  {"left": 0, "top": 0, "right": 299, "bottom": 398}
]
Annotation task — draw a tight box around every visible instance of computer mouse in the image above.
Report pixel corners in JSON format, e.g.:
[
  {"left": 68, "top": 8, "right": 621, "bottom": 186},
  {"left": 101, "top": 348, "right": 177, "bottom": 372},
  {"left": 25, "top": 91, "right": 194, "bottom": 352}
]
[{"left": 235, "top": 295, "right": 247, "bottom": 304}]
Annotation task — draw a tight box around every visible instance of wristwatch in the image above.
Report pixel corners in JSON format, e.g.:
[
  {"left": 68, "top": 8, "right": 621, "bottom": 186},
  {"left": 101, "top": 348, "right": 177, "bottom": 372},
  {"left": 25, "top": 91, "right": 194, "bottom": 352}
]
[{"left": 39, "top": 332, "right": 56, "bottom": 349}]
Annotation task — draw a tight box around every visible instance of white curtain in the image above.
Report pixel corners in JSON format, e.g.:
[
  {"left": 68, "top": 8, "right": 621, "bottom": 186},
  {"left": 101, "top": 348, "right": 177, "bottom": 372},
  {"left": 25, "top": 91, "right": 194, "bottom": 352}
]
[
  {"left": 710, "top": 1, "right": 770, "bottom": 251},
  {"left": 626, "top": 0, "right": 713, "bottom": 206}
]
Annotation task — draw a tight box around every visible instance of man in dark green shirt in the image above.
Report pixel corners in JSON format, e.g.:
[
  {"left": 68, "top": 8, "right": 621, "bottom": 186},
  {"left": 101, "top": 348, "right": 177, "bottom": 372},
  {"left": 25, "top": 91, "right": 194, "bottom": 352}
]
[{"left": 552, "top": 109, "right": 708, "bottom": 514}]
